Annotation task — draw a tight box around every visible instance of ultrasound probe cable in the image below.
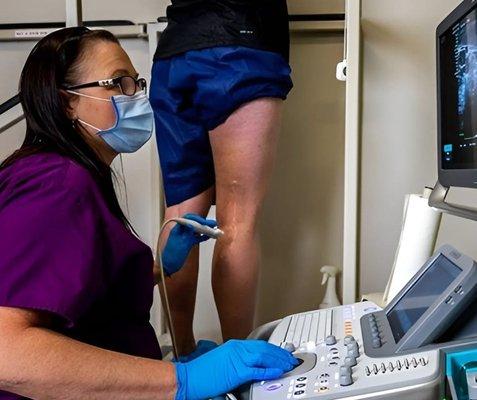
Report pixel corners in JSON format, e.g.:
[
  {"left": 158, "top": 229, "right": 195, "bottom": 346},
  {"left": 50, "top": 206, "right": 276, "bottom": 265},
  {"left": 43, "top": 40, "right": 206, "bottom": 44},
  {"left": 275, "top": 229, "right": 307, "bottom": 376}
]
[{"left": 156, "top": 218, "right": 224, "bottom": 360}]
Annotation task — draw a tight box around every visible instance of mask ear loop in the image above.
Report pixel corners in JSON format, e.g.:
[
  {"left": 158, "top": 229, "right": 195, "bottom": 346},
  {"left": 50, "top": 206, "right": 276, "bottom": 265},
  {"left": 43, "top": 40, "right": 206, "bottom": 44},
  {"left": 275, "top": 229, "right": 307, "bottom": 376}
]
[
  {"left": 75, "top": 118, "right": 102, "bottom": 132},
  {"left": 67, "top": 90, "right": 111, "bottom": 132}
]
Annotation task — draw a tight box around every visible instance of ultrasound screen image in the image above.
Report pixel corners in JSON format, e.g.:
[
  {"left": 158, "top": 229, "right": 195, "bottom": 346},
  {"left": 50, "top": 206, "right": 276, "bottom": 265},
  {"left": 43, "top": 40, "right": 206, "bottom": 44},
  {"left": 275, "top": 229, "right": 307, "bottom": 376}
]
[{"left": 440, "top": 8, "right": 477, "bottom": 169}]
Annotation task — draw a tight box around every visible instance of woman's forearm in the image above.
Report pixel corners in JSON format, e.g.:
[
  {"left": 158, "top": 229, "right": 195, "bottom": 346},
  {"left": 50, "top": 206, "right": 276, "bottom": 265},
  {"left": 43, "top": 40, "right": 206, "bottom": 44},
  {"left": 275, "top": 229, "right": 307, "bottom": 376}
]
[{"left": 0, "top": 324, "right": 176, "bottom": 400}]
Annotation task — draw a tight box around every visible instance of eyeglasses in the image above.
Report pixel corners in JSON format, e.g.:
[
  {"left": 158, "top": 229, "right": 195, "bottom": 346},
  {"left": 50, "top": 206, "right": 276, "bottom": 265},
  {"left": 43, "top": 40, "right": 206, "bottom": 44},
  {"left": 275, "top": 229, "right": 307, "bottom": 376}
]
[{"left": 64, "top": 75, "right": 148, "bottom": 96}]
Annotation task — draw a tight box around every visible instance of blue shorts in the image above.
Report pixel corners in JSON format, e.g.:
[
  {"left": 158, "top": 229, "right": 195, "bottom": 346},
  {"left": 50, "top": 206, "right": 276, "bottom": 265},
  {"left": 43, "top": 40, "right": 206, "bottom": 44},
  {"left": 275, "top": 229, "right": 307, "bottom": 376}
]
[{"left": 150, "top": 46, "right": 293, "bottom": 207}]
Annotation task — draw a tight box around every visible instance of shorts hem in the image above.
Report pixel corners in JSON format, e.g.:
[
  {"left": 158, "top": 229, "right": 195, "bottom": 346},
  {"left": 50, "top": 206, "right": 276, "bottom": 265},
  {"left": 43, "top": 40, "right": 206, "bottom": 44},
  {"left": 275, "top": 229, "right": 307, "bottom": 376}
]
[
  {"left": 207, "top": 91, "right": 291, "bottom": 131},
  {"left": 164, "top": 181, "right": 215, "bottom": 207}
]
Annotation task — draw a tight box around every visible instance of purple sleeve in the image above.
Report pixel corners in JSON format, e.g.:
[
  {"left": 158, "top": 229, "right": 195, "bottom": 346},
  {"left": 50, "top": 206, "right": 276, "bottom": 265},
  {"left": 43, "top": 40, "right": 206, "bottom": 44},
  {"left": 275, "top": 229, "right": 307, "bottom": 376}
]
[{"left": 0, "top": 177, "right": 108, "bottom": 327}]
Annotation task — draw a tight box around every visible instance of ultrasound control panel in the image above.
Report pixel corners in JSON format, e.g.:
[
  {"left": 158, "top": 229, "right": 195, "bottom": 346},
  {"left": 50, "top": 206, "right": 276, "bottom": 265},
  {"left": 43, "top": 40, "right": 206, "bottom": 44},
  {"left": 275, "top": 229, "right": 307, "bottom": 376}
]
[
  {"left": 248, "top": 245, "right": 477, "bottom": 400},
  {"left": 249, "top": 303, "right": 440, "bottom": 400}
]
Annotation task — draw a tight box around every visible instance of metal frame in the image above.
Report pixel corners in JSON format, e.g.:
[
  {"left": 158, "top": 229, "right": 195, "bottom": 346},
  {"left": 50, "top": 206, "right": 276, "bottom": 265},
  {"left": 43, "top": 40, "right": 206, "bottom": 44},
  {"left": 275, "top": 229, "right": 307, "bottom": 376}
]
[
  {"left": 147, "top": 21, "right": 168, "bottom": 262},
  {"left": 0, "top": 112, "right": 24, "bottom": 135},
  {"left": 66, "top": 0, "right": 82, "bottom": 27},
  {"left": 0, "top": 23, "right": 147, "bottom": 42},
  {"left": 342, "top": 0, "right": 362, "bottom": 304},
  {"left": 289, "top": 20, "right": 344, "bottom": 32},
  {"left": 147, "top": 22, "right": 168, "bottom": 336},
  {"left": 429, "top": 181, "right": 477, "bottom": 222}
]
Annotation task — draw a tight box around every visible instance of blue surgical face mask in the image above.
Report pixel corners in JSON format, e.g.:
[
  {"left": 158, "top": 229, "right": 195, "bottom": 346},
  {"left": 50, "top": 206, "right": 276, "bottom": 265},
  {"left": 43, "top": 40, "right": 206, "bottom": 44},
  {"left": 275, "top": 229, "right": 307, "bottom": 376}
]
[{"left": 68, "top": 90, "right": 154, "bottom": 153}]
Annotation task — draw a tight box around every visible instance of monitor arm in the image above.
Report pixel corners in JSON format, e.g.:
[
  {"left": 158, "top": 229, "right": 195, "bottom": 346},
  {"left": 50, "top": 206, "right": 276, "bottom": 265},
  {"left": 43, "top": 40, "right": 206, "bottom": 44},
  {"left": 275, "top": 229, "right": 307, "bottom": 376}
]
[{"left": 429, "top": 181, "right": 477, "bottom": 222}]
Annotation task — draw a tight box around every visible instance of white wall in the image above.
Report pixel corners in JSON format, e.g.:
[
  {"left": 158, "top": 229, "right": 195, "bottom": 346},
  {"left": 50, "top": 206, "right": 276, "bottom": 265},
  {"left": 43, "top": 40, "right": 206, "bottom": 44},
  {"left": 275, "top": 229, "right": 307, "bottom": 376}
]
[{"left": 359, "top": 0, "right": 477, "bottom": 295}]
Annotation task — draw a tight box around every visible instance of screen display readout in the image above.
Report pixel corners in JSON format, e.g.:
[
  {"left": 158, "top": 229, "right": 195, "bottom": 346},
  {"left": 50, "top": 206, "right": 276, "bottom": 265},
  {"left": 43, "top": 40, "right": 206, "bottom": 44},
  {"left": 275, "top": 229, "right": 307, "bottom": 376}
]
[
  {"left": 440, "top": 7, "right": 477, "bottom": 170},
  {"left": 386, "top": 255, "right": 461, "bottom": 343}
]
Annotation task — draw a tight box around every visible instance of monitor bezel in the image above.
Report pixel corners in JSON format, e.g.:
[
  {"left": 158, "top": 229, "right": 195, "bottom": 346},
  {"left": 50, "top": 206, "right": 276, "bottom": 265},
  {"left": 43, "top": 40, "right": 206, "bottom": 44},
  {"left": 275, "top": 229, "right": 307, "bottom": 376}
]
[
  {"left": 385, "top": 254, "right": 462, "bottom": 343},
  {"left": 437, "top": 0, "right": 477, "bottom": 188},
  {"left": 379, "top": 244, "right": 477, "bottom": 353}
]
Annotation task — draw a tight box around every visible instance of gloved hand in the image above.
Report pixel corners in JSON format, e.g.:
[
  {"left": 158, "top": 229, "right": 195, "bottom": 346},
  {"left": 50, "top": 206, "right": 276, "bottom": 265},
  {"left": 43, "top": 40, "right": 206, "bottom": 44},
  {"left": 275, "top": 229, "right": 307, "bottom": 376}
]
[
  {"left": 174, "top": 340, "right": 299, "bottom": 400},
  {"left": 162, "top": 213, "right": 217, "bottom": 276},
  {"left": 176, "top": 340, "right": 219, "bottom": 363}
]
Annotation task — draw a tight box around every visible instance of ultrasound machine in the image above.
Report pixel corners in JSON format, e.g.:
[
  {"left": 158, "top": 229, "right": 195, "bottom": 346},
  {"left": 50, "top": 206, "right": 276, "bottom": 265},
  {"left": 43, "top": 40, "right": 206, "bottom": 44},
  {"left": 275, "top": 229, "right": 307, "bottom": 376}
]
[{"left": 240, "top": 1, "right": 477, "bottom": 399}]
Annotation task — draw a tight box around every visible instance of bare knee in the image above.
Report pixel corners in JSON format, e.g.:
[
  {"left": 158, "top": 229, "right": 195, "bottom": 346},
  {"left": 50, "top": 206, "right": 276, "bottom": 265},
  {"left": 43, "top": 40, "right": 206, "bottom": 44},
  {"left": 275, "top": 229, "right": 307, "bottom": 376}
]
[{"left": 217, "top": 208, "right": 260, "bottom": 246}]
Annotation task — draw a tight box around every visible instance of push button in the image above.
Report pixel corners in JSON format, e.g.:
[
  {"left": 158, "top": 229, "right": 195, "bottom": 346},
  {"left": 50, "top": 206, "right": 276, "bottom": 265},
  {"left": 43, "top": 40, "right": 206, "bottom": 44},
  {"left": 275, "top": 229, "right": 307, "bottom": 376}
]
[
  {"left": 266, "top": 383, "right": 283, "bottom": 391},
  {"left": 372, "top": 338, "right": 382, "bottom": 348},
  {"left": 325, "top": 335, "right": 337, "bottom": 346},
  {"left": 340, "top": 366, "right": 352, "bottom": 376},
  {"left": 339, "top": 374, "right": 353, "bottom": 386},
  {"left": 343, "top": 335, "right": 355, "bottom": 345},
  {"left": 344, "top": 356, "right": 357, "bottom": 367},
  {"left": 283, "top": 342, "right": 296, "bottom": 352},
  {"left": 347, "top": 346, "right": 359, "bottom": 358}
]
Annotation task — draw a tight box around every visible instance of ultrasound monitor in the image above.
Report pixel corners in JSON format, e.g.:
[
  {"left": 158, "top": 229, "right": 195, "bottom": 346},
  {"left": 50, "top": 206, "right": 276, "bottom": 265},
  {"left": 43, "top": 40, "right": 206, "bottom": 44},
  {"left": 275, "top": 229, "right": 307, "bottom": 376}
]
[{"left": 438, "top": 0, "right": 477, "bottom": 188}]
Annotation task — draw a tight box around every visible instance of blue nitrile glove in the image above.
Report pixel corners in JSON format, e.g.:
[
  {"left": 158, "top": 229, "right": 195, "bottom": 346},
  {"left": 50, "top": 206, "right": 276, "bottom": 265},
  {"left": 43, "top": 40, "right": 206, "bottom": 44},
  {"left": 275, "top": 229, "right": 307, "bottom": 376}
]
[
  {"left": 162, "top": 213, "right": 217, "bottom": 276},
  {"left": 174, "top": 340, "right": 299, "bottom": 400},
  {"left": 176, "top": 340, "right": 219, "bottom": 363}
]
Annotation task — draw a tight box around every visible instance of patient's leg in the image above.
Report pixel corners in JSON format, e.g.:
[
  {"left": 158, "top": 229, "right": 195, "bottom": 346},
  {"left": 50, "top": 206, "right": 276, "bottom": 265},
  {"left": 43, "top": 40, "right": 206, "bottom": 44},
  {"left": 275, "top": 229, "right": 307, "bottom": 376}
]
[
  {"left": 210, "top": 98, "right": 283, "bottom": 340},
  {"left": 158, "top": 187, "right": 214, "bottom": 355}
]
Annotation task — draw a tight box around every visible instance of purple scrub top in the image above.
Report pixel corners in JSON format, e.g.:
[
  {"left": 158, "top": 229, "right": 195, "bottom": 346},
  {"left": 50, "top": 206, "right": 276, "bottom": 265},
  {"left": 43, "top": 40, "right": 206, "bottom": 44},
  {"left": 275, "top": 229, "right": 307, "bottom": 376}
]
[{"left": 0, "top": 152, "right": 161, "bottom": 399}]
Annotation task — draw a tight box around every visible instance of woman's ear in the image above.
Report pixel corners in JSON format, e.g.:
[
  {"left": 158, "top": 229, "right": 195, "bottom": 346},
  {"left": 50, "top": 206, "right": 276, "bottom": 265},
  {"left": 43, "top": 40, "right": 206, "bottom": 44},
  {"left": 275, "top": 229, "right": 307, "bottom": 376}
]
[{"left": 60, "top": 89, "right": 79, "bottom": 120}]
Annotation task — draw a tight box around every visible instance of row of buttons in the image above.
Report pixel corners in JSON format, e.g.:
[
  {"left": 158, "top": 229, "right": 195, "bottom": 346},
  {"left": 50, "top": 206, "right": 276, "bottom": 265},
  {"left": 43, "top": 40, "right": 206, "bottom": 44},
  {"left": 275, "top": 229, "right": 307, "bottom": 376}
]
[
  {"left": 313, "top": 372, "right": 331, "bottom": 394},
  {"left": 365, "top": 357, "right": 428, "bottom": 376},
  {"left": 445, "top": 285, "right": 465, "bottom": 305},
  {"left": 367, "top": 314, "right": 382, "bottom": 348},
  {"left": 284, "top": 310, "right": 334, "bottom": 348},
  {"left": 285, "top": 374, "right": 333, "bottom": 398},
  {"left": 343, "top": 307, "right": 355, "bottom": 336},
  {"left": 339, "top": 336, "right": 361, "bottom": 387},
  {"left": 287, "top": 376, "right": 308, "bottom": 398}
]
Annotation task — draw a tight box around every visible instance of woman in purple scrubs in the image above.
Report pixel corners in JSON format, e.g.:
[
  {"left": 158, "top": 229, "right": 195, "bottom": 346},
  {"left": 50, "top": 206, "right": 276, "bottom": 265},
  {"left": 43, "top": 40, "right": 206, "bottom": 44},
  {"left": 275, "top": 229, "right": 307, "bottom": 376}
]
[{"left": 0, "top": 27, "right": 297, "bottom": 399}]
